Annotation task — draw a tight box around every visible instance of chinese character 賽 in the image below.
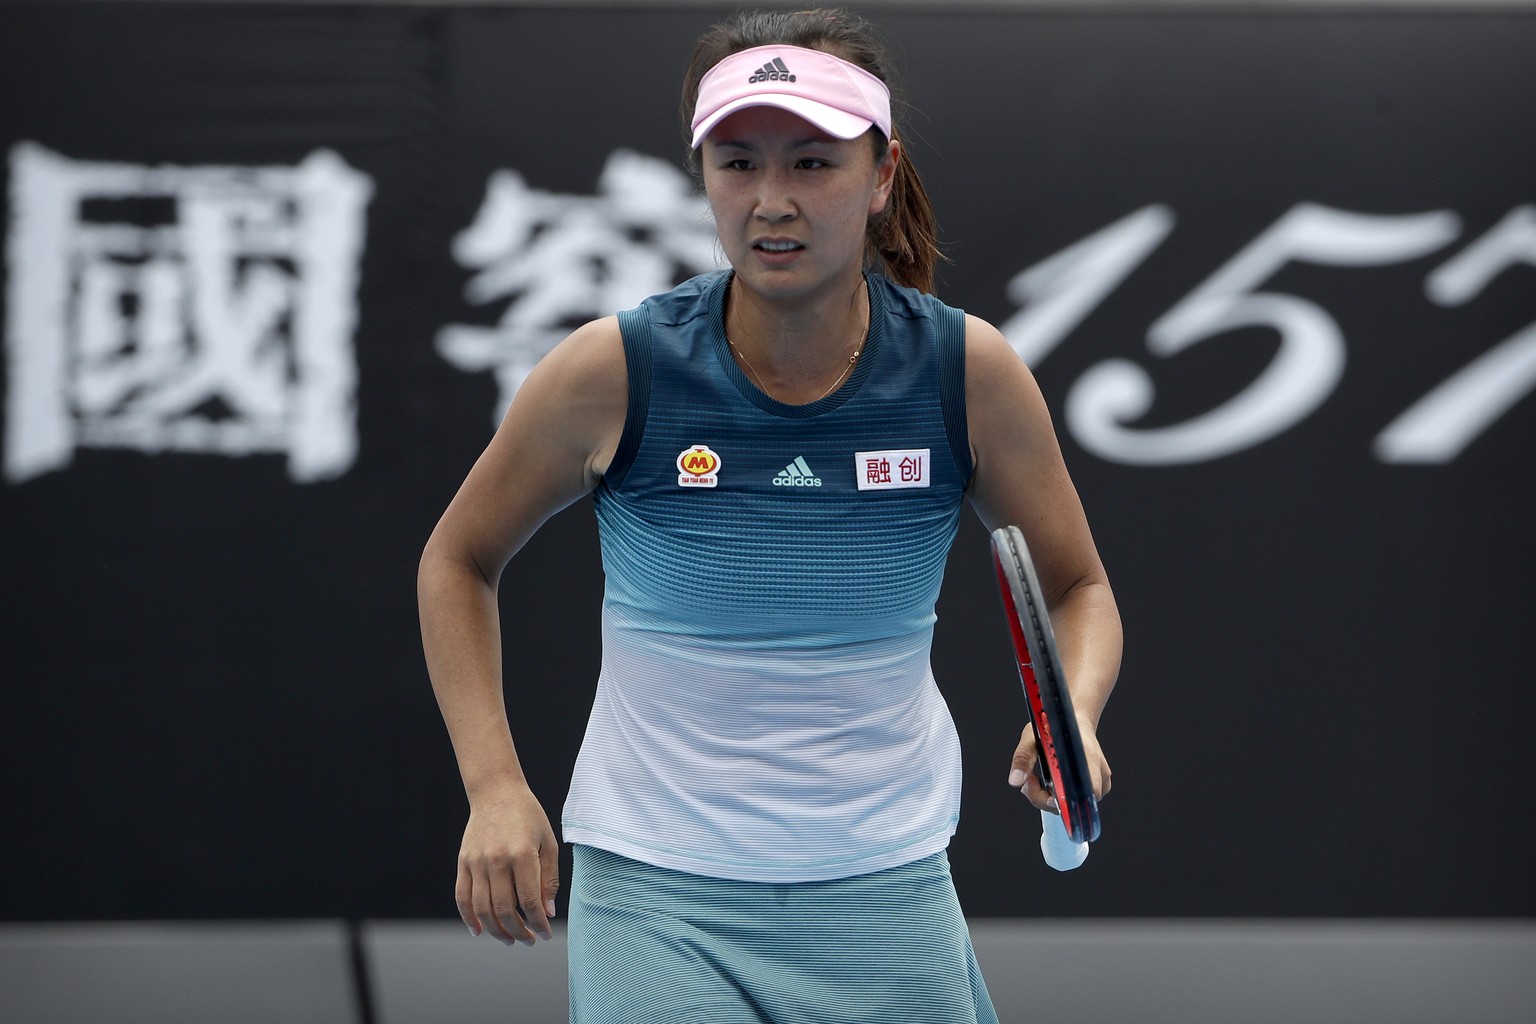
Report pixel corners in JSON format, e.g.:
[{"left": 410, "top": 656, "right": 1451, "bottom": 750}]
[{"left": 437, "top": 149, "right": 721, "bottom": 423}]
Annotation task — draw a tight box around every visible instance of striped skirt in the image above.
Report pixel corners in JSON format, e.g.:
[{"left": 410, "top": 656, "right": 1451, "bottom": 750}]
[{"left": 567, "top": 845, "right": 1000, "bottom": 1024}]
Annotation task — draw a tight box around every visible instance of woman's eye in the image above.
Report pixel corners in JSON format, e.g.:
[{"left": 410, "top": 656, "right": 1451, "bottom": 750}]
[
  {"left": 797, "top": 158, "right": 829, "bottom": 170},
  {"left": 723, "top": 159, "right": 753, "bottom": 171}
]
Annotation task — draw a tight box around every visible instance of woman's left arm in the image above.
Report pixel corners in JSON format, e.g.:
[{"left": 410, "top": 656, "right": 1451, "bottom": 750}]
[{"left": 962, "top": 314, "right": 1123, "bottom": 809}]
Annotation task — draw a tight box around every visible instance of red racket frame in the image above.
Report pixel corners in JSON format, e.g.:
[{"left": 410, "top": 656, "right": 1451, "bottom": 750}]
[{"left": 991, "top": 526, "right": 1101, "bottom": 845}]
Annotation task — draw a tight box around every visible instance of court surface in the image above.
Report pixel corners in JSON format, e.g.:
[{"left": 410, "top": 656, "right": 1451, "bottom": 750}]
[{"left": 3, "top": 918, "right": 1532, "bottom": 1023}]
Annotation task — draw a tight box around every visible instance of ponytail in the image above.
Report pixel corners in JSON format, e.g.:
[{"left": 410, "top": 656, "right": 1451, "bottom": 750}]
[{"left": 868, "top": 137, "right": 942, "bottom": 294}]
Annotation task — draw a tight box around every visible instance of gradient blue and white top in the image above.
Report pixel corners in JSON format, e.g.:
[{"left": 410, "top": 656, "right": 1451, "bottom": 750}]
[{"left": 562, "top": 271, "right": 975, "bottom": 882}]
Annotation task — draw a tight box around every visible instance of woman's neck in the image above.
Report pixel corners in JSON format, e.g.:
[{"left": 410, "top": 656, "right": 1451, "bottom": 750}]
[{"left": 724, "top": 273, "right": 869, "bottom": 403}]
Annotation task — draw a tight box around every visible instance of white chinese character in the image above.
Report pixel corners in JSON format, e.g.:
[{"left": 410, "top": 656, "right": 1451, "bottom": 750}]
[
  {"left": 437, "top": 149, "right": 721, "bottom": 422},
  {"left": 4, "top": 143, "right": 373, "bottom": 483}
]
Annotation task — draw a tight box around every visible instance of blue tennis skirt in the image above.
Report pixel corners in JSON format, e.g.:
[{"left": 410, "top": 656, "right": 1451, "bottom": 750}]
[{"left": 567, "top": 844, "right": 1000, "bottom": 1024}]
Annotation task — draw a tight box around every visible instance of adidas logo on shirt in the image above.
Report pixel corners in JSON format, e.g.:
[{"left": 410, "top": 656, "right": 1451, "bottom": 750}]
[
  {"left": 773, "top": 456, "right": 822, "bottom": 487},
  {"left": 748, "top": 58, "right": 797, "bottom": 84}
]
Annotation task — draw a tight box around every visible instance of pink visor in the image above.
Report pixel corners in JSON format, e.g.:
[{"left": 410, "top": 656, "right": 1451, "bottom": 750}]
[{"left": 690, "top": 44, "right": 892, "bottom": 148}]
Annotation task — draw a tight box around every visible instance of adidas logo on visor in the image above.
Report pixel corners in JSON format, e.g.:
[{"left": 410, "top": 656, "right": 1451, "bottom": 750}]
[
  {"left": 773, "top": 456, "right": 822, "bottom": 487},
  {"left": 748, "top": 58, "right": 796, "bottom": 84}
]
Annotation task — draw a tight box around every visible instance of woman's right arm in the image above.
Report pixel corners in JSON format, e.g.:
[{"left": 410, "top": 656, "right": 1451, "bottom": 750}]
[{"left": 417, "top": 316, "right": 627, "bottom": 947}]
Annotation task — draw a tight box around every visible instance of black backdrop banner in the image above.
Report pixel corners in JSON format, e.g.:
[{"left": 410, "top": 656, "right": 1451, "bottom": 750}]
[{"left": 2, "top": 2, "right": 1532, "bottom": 920}]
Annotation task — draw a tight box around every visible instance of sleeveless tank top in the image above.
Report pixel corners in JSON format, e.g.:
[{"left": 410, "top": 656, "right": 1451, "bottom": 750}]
[{"left": 561, "top": 270, "right": 974, "bottom": 882}]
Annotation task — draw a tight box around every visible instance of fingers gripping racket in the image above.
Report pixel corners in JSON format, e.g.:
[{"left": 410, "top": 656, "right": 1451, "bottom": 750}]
[{"left": 990, "top": 526, "right": 1101, "bottom": 868}]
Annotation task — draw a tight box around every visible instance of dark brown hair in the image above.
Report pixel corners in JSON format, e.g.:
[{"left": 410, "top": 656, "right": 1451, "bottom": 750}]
[{"left": 681, "top": 8, "right": 944, "bottom": 294}]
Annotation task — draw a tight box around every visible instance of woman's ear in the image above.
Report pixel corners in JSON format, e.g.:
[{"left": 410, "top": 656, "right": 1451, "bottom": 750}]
[{"left": 869, "top": 136, "right": 900, "bottom": 216}]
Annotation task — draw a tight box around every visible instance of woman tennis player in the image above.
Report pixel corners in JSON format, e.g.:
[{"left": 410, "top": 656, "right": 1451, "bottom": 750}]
[{"left": 418, "top": 8, "right": 1122, "bottom": 1021}]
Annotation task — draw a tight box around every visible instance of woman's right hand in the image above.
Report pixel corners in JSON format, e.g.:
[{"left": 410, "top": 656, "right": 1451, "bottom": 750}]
[{"left": 455, "top": 779, "right": 560, "bottom": 946}]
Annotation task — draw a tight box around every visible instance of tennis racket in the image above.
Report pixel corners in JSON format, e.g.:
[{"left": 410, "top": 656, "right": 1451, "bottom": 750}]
[{"left": 990, "top": 525, "right": 1101, "bottom": 868}]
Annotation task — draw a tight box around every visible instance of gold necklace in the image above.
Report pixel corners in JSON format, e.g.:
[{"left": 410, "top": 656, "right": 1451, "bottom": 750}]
[{"left": 728, "top": 292, "right": 868, "bottom": 404}]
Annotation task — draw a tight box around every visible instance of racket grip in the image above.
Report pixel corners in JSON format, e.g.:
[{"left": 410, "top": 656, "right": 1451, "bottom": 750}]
[{"left": 1040, "top": 808, "right": 1089, "bottom": 871}]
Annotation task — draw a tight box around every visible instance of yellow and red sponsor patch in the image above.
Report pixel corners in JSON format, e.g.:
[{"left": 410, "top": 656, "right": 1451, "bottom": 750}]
[{"left": 676, "top": 445, "right": 721, "bottom": 487}]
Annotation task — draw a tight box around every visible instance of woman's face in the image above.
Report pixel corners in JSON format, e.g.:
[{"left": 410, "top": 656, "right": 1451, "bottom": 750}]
[{"left": 700, "top": 105, "right": 897, "bottom": 304}]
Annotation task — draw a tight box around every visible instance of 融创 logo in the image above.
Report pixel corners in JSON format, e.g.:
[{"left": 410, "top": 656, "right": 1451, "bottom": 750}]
[{"left": 855, "top": 449, "right": 930, "bottom": 491}]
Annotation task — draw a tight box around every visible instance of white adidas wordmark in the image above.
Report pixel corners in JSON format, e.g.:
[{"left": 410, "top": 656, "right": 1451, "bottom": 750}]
[{"left": 772, "top": 456, "right": 822, "bottom": 487}]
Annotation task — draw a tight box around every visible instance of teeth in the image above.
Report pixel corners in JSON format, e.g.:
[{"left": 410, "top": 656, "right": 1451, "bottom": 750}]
[{"left": 758, "top": 241, "right": 800, "bottom": 252}]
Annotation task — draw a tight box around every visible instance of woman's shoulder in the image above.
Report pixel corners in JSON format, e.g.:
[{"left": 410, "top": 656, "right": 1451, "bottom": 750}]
[
  {"left": 634, "top": 269, "right": 732, "bottom": 327},
  {"left": 868, "top": 272, "right": 962, "bottom": 324},
  {"left": 522, "top": 315, "right": 627, "bottom": 399}
]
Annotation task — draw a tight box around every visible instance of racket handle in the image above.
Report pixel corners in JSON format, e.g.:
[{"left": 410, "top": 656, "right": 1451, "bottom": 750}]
[{"left": 1040, "top": 808, "right": 1089, "bottom": 871}]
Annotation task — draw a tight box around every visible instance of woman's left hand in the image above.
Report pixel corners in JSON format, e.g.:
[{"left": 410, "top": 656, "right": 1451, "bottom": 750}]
[{"left": 1007, "top": 714, "right": 1111, "bottom": 813}]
